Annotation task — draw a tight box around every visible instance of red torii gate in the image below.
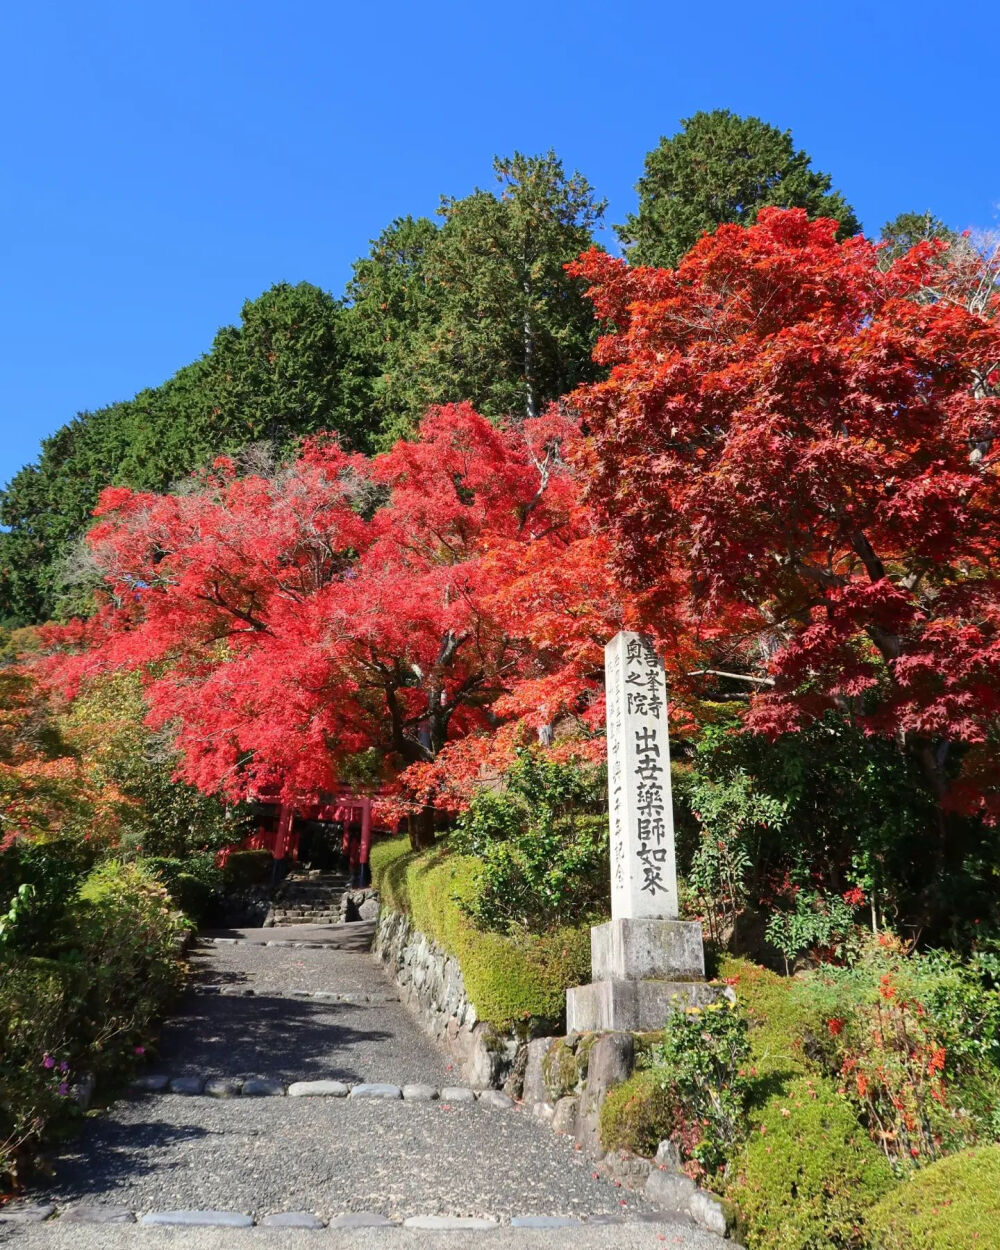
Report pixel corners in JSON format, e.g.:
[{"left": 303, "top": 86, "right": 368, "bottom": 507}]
[{"left": 239, "top": 787, "right": 377, "bottom": 886}]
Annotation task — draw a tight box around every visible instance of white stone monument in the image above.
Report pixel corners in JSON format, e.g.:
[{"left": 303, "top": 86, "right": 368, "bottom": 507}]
[{"left": 566, "top": 632, "right": 716, "bottom": 1032}]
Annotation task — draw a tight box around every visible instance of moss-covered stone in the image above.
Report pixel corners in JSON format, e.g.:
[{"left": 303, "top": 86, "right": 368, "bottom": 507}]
[
  {"left": 370, "top": 835, "right": 591, "bottom": 1030},
  {"left": 864, "top": 1145, "right": 1000, "bottom": 1250},
  {"left": 727, "top": 1075, "right": 894, "bottom": 1250},
  {"left": 542, "top": 1040, "right": 580, "bottom": 1101},
  {"left": 599, "top": 1068, "right": 682, "bottom": 1157},
  {"left": 632, "top": 1030, "right": 666, "bottom": 1064},
  {"left": 575, "top": 1031, "right": 598, "bottom": 1083}
]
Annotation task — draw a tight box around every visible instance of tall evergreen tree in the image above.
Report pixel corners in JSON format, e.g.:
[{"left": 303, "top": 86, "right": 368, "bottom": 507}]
[
  {"left": 343, "top": 216, "right": 442, "bottom": 446},
  {"left": 879, "top": 211, "right": 956, "bottom": 264},
  {"left": 619, "top": 110, "right": 860, "bottom": 268},
  {"left": 343, "top": 153, "right": 606, "bottom": 440},
  {"left": 426, "top": 151, "right": 606, "bottom": 422},
  {"left": 202, "top": 281, "right": 364, "bottom": 452}
]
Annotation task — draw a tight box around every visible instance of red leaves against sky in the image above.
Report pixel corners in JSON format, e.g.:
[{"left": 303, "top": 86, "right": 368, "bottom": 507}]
[
  {"left": 569, "top": 208, "right": 1000, "bottom": 817},
  {"left": 38, "top": 209, "right": 1000, "bottom": 822}
]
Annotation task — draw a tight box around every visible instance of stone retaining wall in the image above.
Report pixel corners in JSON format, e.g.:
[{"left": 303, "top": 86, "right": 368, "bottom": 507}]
[
  {"left": 372, "top": 907, "right": 519, "bottom": 1088},
  {"left": 520, "top": 1031, "right": 732, "bottom": 1238}
]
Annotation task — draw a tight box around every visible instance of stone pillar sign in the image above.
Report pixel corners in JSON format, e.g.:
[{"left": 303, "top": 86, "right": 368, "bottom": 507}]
[
  {"left": 566, "top": 632, "right": 716, "bottom": 1033},
  {"left": 605, "top": 630, "right": 678, "bottom": 920}
]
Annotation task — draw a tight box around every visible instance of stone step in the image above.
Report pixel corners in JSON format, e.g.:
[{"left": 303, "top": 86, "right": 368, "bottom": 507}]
[
  {"left": 268, "top": 913, "right": 342, "bottom": 922},
  {"left": 199, "top": 921, "right": 376, "bottom": 950}
]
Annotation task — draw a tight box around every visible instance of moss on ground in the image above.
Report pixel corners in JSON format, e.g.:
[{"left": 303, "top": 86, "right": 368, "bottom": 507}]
[
  {"left": 864, "top": 1145, "right": 1000, "bottom": 1250},
  {"left": 730, "top": 1074, "right": 895, "bottom": 1250},
  {"left": 718, "top": 955, "right": 811, "bottom": 1079},
  {"left": 370, "top": 834, "right": 591, "bottom": 1031}
]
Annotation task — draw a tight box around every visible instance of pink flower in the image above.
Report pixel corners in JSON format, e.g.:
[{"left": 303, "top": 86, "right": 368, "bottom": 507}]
[
  {"left": 58, "top": 1061, "right": 69, "bottom": 1073},
  {"left": 42, "top": 1055, "right": 56, "bottom": 1070},
  {"left": 58, "top": 1083, "right": 69, "bottom": 1096},
  {"left": 134, "top": 1046, "right": 146, "bottom": 1056}
]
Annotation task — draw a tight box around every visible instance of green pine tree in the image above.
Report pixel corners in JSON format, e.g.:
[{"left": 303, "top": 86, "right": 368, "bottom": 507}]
[{"left": 618, "top": 110, "right": 861, "bottom": 268}]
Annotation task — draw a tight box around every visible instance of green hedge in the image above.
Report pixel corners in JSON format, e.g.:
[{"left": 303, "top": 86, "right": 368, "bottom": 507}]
[
  {"left": 865, "top": 1146, "right": 1000, "bottom": 1250},
  {"left": 730, "top": 1074, "right": 895, "bottom": 1250},
  {"left": 370, "top": 835, "right": 591, "bottom": 1030},
  {"left": 0, "top": 860, "right": 187, "bottom": 1190},
  {"left": 138, "top": 854, "right": 221, "bottom": 922}
]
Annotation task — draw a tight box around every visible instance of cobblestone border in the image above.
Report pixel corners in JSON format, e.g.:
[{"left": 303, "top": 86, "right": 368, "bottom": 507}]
[
  {"left": 0, "top": 1204, "right": 687, "bottom": 1229},
  {"left": 129, "top": 1074, "right": 516, "bottom": 1104}
]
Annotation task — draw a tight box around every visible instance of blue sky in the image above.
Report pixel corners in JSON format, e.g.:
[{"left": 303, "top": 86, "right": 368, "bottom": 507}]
[{"left": 2, "top": 0, "right": 997, "bottom": 490}]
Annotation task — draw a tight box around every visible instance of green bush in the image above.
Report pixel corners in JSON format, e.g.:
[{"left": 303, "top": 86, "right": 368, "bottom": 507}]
[
  {"left": 221, "top": 848, "right": 272, "bottom": 890},
  {"left": 450, "top": 751, "right": 609, "bottom": 933},
  {"left": 780, "top": 935, "right": 1000, "bottom": 1162},
  {"left": 370, "top": 834, "right": 591, "bottom": 1029},
  {"left": 765, "top": 888, "right": 862, "bottom": 973},
  {"left": 599, "top": 1068, "right": 685, "bottom": 1157},
  {"left": 0, "top": 836, "right": 95, "bottom": 955},
  {"left": 69, "top": 862, "right": 188, "bottom": 1052},
  {"left": 644, "top": 998, "right": 751, "bottom": 1173},
  {"left": 0, "top": 860, "right": 187, "bottom": 1189},
  {"left": 138, "top": 854, "right": 221, "bottom": 922},
  {"left": 0, "top": 958, "right": 81, "bottom": 1186},
  {"left": 730, "top": 1075, "right": 895, "bottom": 1250},
  {"left": 865, "top": 1145, "right": 1000, "bottom": 1250}
]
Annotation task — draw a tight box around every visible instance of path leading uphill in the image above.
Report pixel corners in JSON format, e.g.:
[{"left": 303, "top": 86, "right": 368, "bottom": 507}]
[{"left": 2, "top": 924, "right": 730, "bottom": 1247}]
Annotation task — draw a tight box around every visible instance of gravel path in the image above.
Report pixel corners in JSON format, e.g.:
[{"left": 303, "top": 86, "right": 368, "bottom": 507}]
[
  {"left": 190, "top": 940, "right": 392, "bottom": 996},
  {"left": 141, "top": 940, "right": 450, "bottom": 1086},
  {"left": 11, "top": 933, "right": 729, "bottom": 1246},
  {"left": 150, "top": 997, "right": 449, "bottom": 1087},
  {"left": 3, "top": 1222, "right": 732, "bottom": 1250},
  {"left": 32, "top": 1097, "right": 654, "bottom": 1221}
]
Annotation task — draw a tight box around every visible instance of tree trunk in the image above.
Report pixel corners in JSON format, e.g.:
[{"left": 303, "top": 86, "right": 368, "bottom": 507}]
[
  {"left": 407, "top": 804, "right": 437, "bottom": 852},
  {"left": 523, "top": 270, "right": 537, "bottom": 421}
]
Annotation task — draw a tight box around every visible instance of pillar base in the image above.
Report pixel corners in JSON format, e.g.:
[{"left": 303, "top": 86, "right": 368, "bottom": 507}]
[
  {"left": 591, "top": 918, "right": 705, "bottom": 982},
  {"left": 566, "top": 978, "right": 729, "bottom": 1033}
]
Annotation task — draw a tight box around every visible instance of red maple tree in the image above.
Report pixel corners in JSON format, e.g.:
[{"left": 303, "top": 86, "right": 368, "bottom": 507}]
[
  {"left": 40, "top": 404, "right": 633, "bottom": 844},
  {"left": 569, "top": 208, "right": 1000, "bottom": 825}
]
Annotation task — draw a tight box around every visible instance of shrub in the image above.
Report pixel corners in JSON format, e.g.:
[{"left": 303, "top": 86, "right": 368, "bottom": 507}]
[
  {"left": 450, "top": 751, "right": 609, "bottom": 933},
  {"left": 0, "top": 958, "right": 81, "bottom": 1186},
  {"left": 730, "top": 1075, "right": 895, "bottom": 1250},
  {"left": 370, "top": 834, "right": 591, "bottom": 1029},
  {"left": 865, "top": 1145, "right": 1000, "bottom": 1250},
  {"left": 69, "top": 861, "right": 188, "bottom": 1061},
  {"left": 139, "top": 854, "right": 221, "bottom": 922},
  {"left": 599, "top": 1069, "right": 685, "bottom": 1157},
  {"left": 765, "top": 888, "right": 863, "bottom": 973},
  {"left": 0, "top": 860, "right": 187, "bottom": 1189},
  {"left": 221, "top": 848, "right": 273, "bottom": 890},
  {"left": 791, "top": 935, "right": 1000, "bottom": 1163},
  {"left": 643, "top": 998, "right": 751, "bottom": 1174},
  {"left": 685, "top": 762, "right": 784, "bottom": 946},
  {"left": 0, "top": 836, "right": 95, "bottom": 955}
]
